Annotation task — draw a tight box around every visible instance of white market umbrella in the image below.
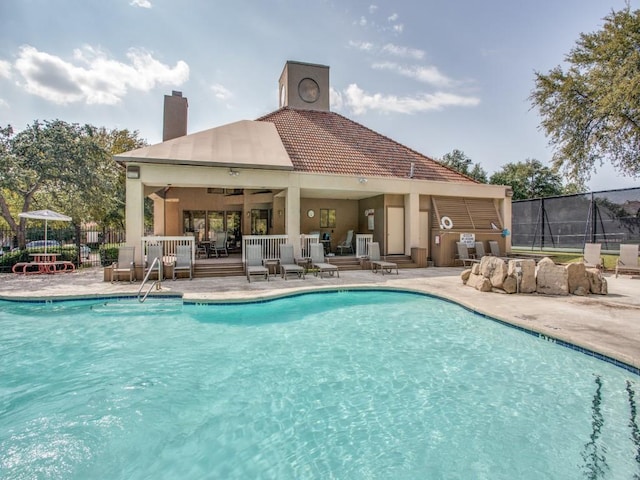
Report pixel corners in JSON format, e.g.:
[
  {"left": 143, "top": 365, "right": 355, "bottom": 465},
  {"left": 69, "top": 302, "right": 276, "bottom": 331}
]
[{"left": 18, "top": 209, "right": 72, "bottom": 254}]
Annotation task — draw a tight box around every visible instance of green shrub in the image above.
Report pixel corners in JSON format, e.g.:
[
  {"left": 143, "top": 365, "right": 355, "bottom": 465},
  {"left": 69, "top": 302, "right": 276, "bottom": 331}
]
[{"left": 100, "top": 246, "right": 120, "bottom": 266}]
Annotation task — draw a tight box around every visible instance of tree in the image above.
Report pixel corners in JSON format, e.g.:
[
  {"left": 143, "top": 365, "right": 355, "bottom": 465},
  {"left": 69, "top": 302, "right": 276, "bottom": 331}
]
[
  {"left": 92, "top": 127, "right": 147, "bottom": 229},
  {"left": 489, "top": 159, "right": 564, "bottom": 200},
  {"left": 0, "top": 120, "right": 146, "bottom": 246},
  {"left": 440, "top": 149, "right": 488, "bottom": 182},
  {"left": 530, "top": 6, "right": 640, "bottom": 184}
]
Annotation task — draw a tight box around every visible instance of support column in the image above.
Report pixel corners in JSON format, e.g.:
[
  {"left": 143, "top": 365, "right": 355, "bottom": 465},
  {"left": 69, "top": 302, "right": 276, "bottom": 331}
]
[
  {"left": 404, "top": 192, "right": 420, "bottom": 255},
  {"left": 125, "top": 176, "right": 145, "bottom": 265},
  {"left": 285, "top": 186, "right": 301, "bottom": 256},
  {"left": 502, "top": 197, "right": 513, "bottom": 251}
]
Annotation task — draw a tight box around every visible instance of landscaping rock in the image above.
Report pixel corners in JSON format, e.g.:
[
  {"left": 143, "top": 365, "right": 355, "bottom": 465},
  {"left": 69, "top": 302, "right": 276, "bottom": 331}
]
[
  {"left": 467, "top": 273, "right": 492, "bottom": 292},
  {"left": 567, "top": 262, "right": 591, "bottom": 295},
  {"left": 508, "top": 259, "right": 536, "bottom": 293},
  {"left": 536, "top": 257, "right": 569, "bottom": 295},
  {"left": 480, "top": 256, "right": 508, "bottom": 289},
  {"left": 587, "top": 268, "right": 608, "bottom": 295},
  {"left": 503, "top": 275, "right": 517, "bottom": 294},
  {"left": 460, "top": 269, "right": 471, "bottom": 283}
]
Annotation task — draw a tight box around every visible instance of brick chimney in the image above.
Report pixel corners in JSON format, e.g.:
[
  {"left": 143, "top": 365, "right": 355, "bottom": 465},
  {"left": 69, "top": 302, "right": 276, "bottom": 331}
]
[{"left": 163, "top": 91, "right": 188, "bottom": 141}]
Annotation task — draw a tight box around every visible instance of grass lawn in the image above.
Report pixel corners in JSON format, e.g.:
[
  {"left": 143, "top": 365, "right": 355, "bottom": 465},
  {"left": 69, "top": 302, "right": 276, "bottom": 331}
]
[{"left": 511, "top": 248, "right": 619, "bottom": 270}]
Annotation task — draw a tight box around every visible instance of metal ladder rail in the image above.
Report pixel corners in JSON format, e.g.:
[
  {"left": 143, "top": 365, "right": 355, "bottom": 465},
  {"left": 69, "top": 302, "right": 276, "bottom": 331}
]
[{"left": 137, "top": 257, "right": 162, "bottom": 303}]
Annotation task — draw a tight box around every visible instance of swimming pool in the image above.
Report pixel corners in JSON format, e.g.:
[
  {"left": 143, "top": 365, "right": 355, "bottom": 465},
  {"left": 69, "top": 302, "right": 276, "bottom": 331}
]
[{"left": 1, "top": 290, "right": 638, "bottom": 479}]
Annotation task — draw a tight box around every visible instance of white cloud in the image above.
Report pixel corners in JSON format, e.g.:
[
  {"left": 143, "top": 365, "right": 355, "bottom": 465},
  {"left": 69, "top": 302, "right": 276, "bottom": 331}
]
[
  {"left": 372, "top": 61, "right": 453, "bottom": 88},
  {"left": 330, "top": 87, "right": 343, "bottom": 110},
  {"left": 0, "top": 60, "right": 11, "bottom": 79},
  {"left": 388, "top": 13, "right": 399, "bottom": 22},
  {"left": 393, "top": 23, "right": 404, "bottom": 33},
  {"left": 0, "top": 98, "right": 8, "bottom": 109},
  {"left": 13, "top": 45, "right": 189, "bottom": 105},
  {"left": 211, "top": 83, "right": 232, "bottom": 101},
  {"left": 130, "top": 0, "right": 152, "bottom": 8},
  {"left": 342, "top": 84, "right": 480, "bottom": 115},
  {"left": 381, "top": 43, "right": 424, "bottom": 60},
  {"left": 348, "top": 40, "right": 374, "bottom": 52},
  {"left": 369, "top": 5, "right": 377, "bottom": 14},
  {"left": 357, "top": 16, "right": 368, "bottom": 27}
]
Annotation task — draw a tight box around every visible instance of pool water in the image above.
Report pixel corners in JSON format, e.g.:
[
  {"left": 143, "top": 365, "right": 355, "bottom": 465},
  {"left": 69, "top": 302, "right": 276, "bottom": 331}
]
[{"left": 1, "top": 291, "right": 638, "bottom": 479}]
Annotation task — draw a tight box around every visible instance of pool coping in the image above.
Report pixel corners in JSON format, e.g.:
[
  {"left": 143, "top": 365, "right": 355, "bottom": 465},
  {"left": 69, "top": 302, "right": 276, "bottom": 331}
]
[{"left": 2, "top": 284, "right": 638, "bottom": 377}]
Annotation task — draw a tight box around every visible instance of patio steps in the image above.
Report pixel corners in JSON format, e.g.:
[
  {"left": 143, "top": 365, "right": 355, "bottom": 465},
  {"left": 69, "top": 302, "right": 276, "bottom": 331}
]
[
  {"left": 193, "top": 262, "right": 245, "bottom": 278},
  {"left": 193, "top": 255, "right": 418, "bottom": 278}
]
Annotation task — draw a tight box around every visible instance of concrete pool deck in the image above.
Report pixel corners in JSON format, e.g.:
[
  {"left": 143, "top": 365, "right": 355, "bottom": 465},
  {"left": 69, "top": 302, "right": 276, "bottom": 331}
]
[{"left": 1, "top": 267, "right": 639, "bottom": 371}]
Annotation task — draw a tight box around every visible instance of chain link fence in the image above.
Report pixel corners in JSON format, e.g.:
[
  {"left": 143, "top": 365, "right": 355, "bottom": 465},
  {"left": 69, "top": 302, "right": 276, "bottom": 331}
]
[{"left": 512, "top": 187, "right": 640, "bottom": 252}]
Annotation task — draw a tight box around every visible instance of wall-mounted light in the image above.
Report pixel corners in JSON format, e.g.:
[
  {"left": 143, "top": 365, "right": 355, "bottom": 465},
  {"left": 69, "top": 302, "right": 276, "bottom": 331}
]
[
  {"left": 126, "top": 165, "right": 140, "bottom": 179},
  {"left": 278, "top": 210, "right": 283, "bottom": 217},
  {"left": 229, "top": 168, "right": 240, "bottom": 177},
  {"left": 358, "top": 177, "right": 368, "bottom": 184}
]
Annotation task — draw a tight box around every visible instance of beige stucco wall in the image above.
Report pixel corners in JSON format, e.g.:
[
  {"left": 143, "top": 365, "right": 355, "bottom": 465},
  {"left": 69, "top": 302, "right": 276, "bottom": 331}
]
[{"left": 125, "top": 162, "right": 511, "bottom": 264}]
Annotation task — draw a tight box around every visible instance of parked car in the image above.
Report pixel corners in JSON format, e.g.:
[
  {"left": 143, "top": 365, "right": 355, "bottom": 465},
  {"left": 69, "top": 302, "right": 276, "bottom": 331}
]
[
  {"left": 61, "top": 243, "right": 91, "bottom": 260},
  {"left": 25, "top": 240, "right": 61, "bottom": 249},
  {"left": 80, "top": 244, "right": 91, "bottom": 260}
]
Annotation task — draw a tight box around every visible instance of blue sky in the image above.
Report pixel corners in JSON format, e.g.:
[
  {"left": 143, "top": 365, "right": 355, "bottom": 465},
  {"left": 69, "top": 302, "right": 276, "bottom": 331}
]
[{"left": 1, "top": 0, "right": 638, "bottom": 192}]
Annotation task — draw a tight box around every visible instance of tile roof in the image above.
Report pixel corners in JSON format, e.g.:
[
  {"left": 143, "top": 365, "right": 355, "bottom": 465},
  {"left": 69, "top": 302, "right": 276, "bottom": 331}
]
[{"left": 257, "top": 107, "right": 476, "bottom": 183}]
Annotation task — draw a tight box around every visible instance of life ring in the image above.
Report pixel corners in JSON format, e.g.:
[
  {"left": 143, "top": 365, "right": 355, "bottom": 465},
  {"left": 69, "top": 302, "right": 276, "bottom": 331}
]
[{"left": 440, "top": 216, "right": 453, "bottom": 230}]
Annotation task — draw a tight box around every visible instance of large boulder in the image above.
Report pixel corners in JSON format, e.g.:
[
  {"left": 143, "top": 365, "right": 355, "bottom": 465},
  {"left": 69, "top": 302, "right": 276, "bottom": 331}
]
[
  {"left": 566, "top": 262, "right": 591, "bottom": 296},
  {"left": 479, "top": 256, "right": 508, "bottom": 289},
  {"left": 587, "top": 268, "right": 608, "bottom": 295},
  {"left": 536, "top": 257, "right": 569, "bottom": 295},
  {"left": 466, "top": 273, "right": 492, "bottom": 292},
  {"left": 507, "top": 259, "right": 537, "bottom": 293},
  {"left": 460, "top": 268, "right": 471, "bottom": 283},
  {"left": 502, "top": 275, "right": 518, "bottom": 294}
]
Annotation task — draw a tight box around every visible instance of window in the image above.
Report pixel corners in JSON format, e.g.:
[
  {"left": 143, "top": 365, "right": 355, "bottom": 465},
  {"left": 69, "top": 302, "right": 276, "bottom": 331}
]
[{"left": 320, "top": 208, "right": 336, "bottom": 228}]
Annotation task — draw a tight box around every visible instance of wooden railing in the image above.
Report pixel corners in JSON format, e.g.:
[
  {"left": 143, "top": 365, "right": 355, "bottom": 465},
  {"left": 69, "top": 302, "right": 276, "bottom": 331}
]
[
  {"left": 141, "top": 236, "right": 195, "bottom": 264},
  {"left": 300, "top": 233, "right": 320, "bottom": 257},
  {"left": 355, "top": 234, "right": 373, "bottom": 257},
  {"left": 242, "top": 235, "right": 289, "bottom": 262}
]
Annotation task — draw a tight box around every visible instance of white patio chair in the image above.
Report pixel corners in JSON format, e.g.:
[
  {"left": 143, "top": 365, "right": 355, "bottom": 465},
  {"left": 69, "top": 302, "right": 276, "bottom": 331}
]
[
  {"left": 615, "top": 244, "right": 640, "bottom": 278},
  {"left": 336, "top": 229, "right": 354, "bottom": 255},
  {"left": 582, "top": 243, "right": 603, "bottom": 269}
]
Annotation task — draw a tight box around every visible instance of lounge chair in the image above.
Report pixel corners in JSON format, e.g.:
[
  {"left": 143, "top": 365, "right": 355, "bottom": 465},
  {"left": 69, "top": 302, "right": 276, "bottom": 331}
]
[
  {"left": 246, "top": 244, "right": 269, "bottom": 282},
  {"left": 336, "top": 229, "right": 354, "bottom": 255},
  {"left": 279, "top": 244, "right": 305, "bottom": 280},
  {"left": 309, "top": 243, "right": 339, "bottom": 278},
  {"left": 582, "top": 243, "right": 603, "bottom": 269},
  {"left": 615, "top": 244, "right": 640, "bottom": 278},
  {"left": 368, "top": 242, "right": 398, "bottom": 275},
  {"left": 172, "top": 244, "right": 193, "bottom": 280},
  {"left": 212, "top": 231, "right": 228, "bottom": 257},
  {"left": 111, "top": 246, "right": 135, "bottom": 283},
  {"left": 144, "top": 244, "right": 163, "bottom": 280},
  {"left": 456, "top": 242, "right": 480, "bottom": 267},
  {"left": 488, "top": 240, "right": 512, "bottom": 261},
  {"left": 474, "top": 241, "right": 487, "bottom": 259}
]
